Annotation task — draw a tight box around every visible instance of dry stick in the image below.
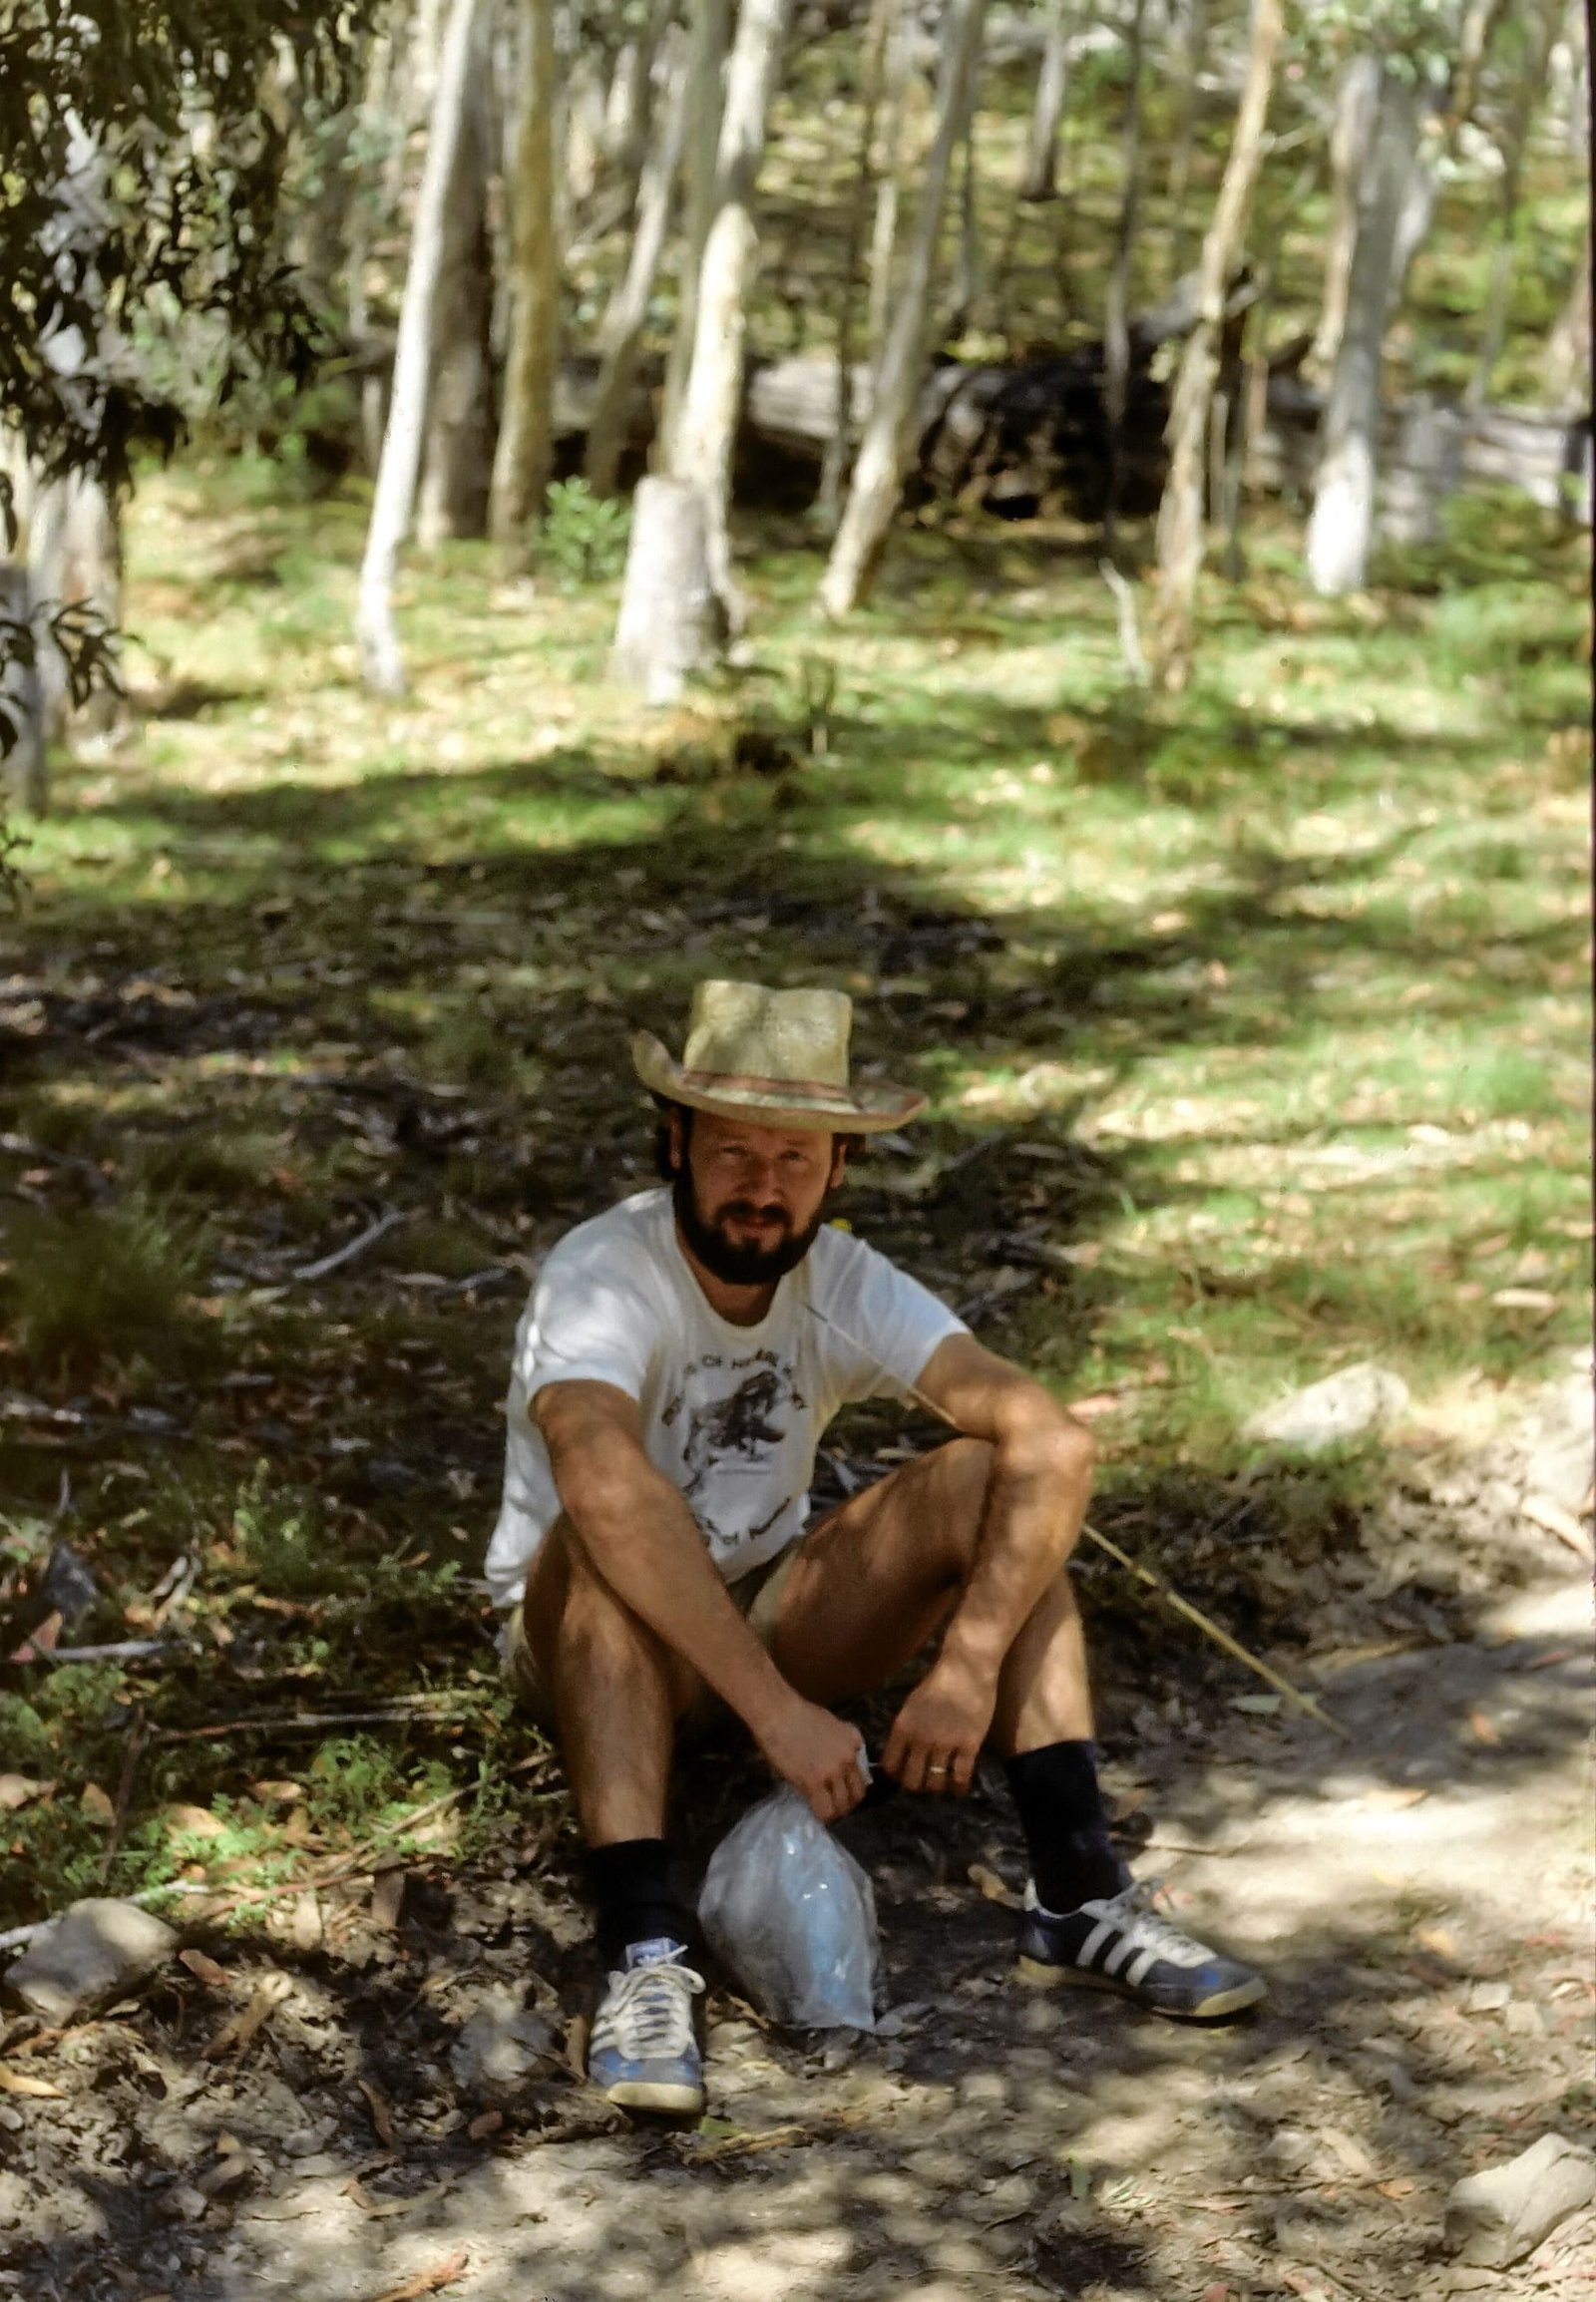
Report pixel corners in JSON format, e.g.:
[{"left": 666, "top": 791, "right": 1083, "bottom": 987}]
[
  {"left": 806, "top": 1304, "right": 1347, "bottom": 1737},
  {"left": 292, "top": 1207, "right": 407, "bottom": 1286}
]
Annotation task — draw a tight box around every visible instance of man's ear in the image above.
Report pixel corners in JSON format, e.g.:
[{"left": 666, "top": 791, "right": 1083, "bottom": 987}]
[{"left": 829, "top": 1137, "right": 849, "bottom": 1191}]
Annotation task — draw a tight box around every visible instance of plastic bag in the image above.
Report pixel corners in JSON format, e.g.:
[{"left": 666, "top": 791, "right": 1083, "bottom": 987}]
[{"left": 698, "top": 1785, "right": 881, "bottom": 2031}]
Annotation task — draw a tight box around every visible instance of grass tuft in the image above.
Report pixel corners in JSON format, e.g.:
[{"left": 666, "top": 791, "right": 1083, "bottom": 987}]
[{"left": 1, "top": 1193, "right": 206, "bottom": 1374}]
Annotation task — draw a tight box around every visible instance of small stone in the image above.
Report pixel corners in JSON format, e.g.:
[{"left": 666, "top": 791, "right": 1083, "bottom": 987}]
[
  {"left": 4, "top": 1898, "right": 178, "bottom": 2022},
  {"left": 448, "top": 1994, "right": 559, "bottom": 2102},
  {"left": 1243, "top": 1363, "right": 1409, "bottom": 1454},
  {"left": 1466, "top": 1979, "right": 1511, "bottom": 2013},
  {"left": 1444, "top": 2132, "right": 1596, "bottom": 2268}
]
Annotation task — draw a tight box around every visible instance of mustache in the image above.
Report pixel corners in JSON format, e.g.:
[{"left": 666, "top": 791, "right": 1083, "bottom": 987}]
[{"left": 718, "top": 1201, "right": 790, "bottom": 1227}]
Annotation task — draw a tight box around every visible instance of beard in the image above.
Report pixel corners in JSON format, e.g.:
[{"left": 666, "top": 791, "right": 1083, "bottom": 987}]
[{"left": 672, "top": 1163, "right": 829, "bottom": 1287}]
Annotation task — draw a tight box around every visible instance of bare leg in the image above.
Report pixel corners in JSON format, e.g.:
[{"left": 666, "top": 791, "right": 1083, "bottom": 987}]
[
  {"left": 522, "top": 1521, "right": 701, "bottom": 1845},
  {"left": 770, "top": 1437, "right": 1095, "bottom": 1768}
]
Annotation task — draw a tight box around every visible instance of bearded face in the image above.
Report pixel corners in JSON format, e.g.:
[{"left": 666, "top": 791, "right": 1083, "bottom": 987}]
[{"left": 669, "top": 1110, "right": 845, "bottom": 1288}]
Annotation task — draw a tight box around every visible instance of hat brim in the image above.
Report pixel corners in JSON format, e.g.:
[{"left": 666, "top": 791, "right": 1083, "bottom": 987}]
[{"left": 631, "top": 1031, "right": 926, "bottom": 1134}]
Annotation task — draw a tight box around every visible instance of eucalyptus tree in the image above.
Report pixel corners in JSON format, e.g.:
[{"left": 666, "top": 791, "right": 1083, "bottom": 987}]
[{"left": 0, "top": 0, "right": 373, "bottom": 796}]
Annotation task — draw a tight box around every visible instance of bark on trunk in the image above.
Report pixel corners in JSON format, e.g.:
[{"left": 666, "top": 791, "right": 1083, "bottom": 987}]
[
  {"left": 586, "top": 27, "right": 691, "bottom": 498},
  {"left": 602, "top": 0, "right": 677, "bottom": 224},
  {"left": 815, "top": 0, "right": 900, "bottom": 527},
  {"left": 1467, "top": 0, "right": 1558, "bottom": 407},
  {"left": 489, "top": 0, "right": 560, "bottom": 557},
  {"left": 1100, "top": 0, "right": 1146, "bottom": 559},
  {"left": 28, "top": 474, "right": 123, "bottom": 738},
  {"left": 609, "top": 474, "right": 720, "bottom": 698},
  {"left": 0, "top": 563, "right": 47, "bottom": 815},
  {"left": 865, "top": 3, "right": 918, "bottom": 363},
  {"left": 659, "top": 0, "right": 793, "bottom": 612},
  {"left": 1304, "top": 67, "right": 1419, "bottom": 597},
  {"left": 1309, "top": 53, "right": 1381, "bottom": 380},
  {"left": 417, "top": 59, "right": 495, "bottom": 545},
  {"left": 659, "top": 0, "right": 733, "bottom": 459},
  {"left": 357, "top": 0, "right": 482, "bottom": 695},
  {"left": 1164, "top": 0, "right": 1208, "bottom": 223},
  {"left": 1543, "top": 223, "right": 1592, "bottom": 406},
  {"left": 1150, "top": 0, "right": 1282, "bottom": 691},
  {"left": 1019, "top": 0, "right": 1070, "bottom": 201},
  {"left": 818, "top": 0, "right": 989, "bottom": 619}
]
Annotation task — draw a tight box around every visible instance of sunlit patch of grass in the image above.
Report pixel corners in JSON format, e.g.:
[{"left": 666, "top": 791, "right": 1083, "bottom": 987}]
[
  {"left": 132, "top": 1125, "right": 288, "bottom": 1196},
  {"left": 0, "top": 1193, "right": 207, "bottom": 1375}
]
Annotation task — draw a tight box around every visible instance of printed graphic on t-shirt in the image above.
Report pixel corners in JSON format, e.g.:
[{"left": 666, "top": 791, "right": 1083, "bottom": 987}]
[{"left": 659, "top": 1347, "right": 811, "bottom": 1557}]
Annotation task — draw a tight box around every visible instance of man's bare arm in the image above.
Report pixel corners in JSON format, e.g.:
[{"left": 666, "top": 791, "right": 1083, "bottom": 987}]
[
  {"left": 534, "top": 1378, "right": 868, "bottom": 1820},
  {"left": 882, "top": 1333, "right": 1095, "bottom": 1790}
]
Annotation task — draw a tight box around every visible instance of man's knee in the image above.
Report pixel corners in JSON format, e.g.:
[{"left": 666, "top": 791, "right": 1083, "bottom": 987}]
[{"left": 537, "top": 1529, "right": 697, "bottom": 1710}]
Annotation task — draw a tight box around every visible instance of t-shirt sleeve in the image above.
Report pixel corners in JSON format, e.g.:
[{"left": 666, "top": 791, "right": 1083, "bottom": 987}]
[
  {"left": 512, "top": 1231, "right": 658, "bottom": 1408},
  {"left": 818, "top": 1232, "right": 968, "bottom": 1407}
]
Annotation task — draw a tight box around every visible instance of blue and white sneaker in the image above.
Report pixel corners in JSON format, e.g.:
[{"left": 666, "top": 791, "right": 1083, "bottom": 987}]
[
  {"left": 1016, "top": 1878, "right": 1266, "bottom": 2020},
  {"left": 588, "top": 1938, "right": 706, "bottom": 2113}
]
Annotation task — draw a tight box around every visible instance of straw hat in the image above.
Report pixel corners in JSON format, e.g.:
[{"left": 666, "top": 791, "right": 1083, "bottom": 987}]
[{"left": 631, "top": 979, "right": 926, "bottom": 1133}]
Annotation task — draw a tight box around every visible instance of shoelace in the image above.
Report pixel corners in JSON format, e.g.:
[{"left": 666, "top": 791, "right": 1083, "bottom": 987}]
[
  {"left": 598, "top": 1957, "right": 705, "bottom": 2061},
  {"left": 1096, "top": 1878, "right": 1211, "bottom": 1963}
]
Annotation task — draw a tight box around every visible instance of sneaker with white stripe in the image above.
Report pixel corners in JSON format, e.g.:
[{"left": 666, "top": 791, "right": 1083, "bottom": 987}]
[
  {"left": 1015, "top": 1879, "right": 1266, "bottom": 2020},
  {"left": 588, "top": 1938, "right": 706, "bottom": 2113}
]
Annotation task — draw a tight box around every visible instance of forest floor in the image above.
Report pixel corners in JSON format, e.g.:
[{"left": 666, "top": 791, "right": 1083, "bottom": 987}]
[{"left": 0, "top": 462, "right": 1591, "bottom": 2300}]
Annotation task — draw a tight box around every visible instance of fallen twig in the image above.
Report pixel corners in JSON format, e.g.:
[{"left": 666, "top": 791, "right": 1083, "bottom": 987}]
[
  {"left": 292, "top": 1207, "right": 407, "bottom": 1286},
  {"left": 40, "top": 1640, "right": 177, "bottom": 1666},
  {"left": 368, "top": 2250, "right": 470, "bottom": 2302},
  {"left": 156, "top": 1703, "right": 474, "bottom": 1744},
  {"left": 806, "top": 1303, "right": 1348, "bottom": 1737},
  {"left": 99, "top": 1706, "right": 150, "bottom": 1882},
  {"left": 204, "top": 1969, "right": 292, "bottom": 2061}
]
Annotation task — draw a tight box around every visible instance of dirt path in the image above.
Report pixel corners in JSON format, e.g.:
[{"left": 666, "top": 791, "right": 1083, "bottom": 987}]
[{"left": 3, "top": 1547, "right": 1590, "bottom": 2302}]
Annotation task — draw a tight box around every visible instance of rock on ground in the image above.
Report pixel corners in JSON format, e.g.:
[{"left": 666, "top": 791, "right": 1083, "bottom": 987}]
[
  {"left": 1445, "top": 2132, "right": 1596, "bottom": 2268},
  {"left": 1243, "top": 1362, "right": 1410, "bottom": 1453},
  {"left": 3, "top": 1898, "right": 179, "bottom": 2023},
  {"left": 448, "top": 1992, "right": 561, "bottom": 2102}
]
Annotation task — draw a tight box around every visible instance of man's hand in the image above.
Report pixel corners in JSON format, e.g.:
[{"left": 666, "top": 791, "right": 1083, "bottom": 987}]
[
  {"left": 756, "top": 1693, "right": 869, "bottom": 1824},
  {"left": 883, "top": 1650, "right": 997, "bottom": 1796}
]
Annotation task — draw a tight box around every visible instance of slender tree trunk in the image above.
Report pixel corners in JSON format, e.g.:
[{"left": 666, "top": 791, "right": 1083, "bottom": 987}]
[
  {"left": 1543, "top": 221, "right": 1592, "bottom": 406},
  {"left": 1309, "top": 53, "right": 1380, "bottom": 381},
  {"left": 946, "top": 112, "right": 983, "bottom": 335},
  {"left": 865, "top": 3, "right": 917, "bottom": 363},
  {"left": 1150, "top": 0, "right": 1282, "bottom": 690},
  {"left": 0, "top": 562, "right": 47, "bottom": 814},
  {"left": 603, "top": 0, "right": 677, "bottom": 225},
  {"left": 489, "top": 0, "right": 560, "bottom": 557},
  {"left": 1467, "top": 0, "right": 1558, "bottom": 407},
  {"left": 613, "top": 0, "right": 792, "bottom": 692},
  {"left": 1304, "top": 66, "right": 1419, "bottom": 598},
  {"left": 815, "top": 0, "right": 898, "bottom": 528},
  {"left": 659, "top": 0, "right": 733, "bottom": 459},
  {"left": 1019, "top": 0, "right": 1071, "bottom": 201},
  {"left": 357, "top": 0, "right": 481, "bottom": 695},
  {"left": 664, "top": 0, "right": 793, "bottom": 579},
  {"left": 417, "top": 56, "right": 495, "bottom": 544},
  {"left": 586, "top": 27, "right": 691, "bottom": 496},
  {"left": 818, "top": 0, "right": 989, "bottom": 620},
  {"left": 1101, "top": 0, "right": 1146, "bottom": 560}
]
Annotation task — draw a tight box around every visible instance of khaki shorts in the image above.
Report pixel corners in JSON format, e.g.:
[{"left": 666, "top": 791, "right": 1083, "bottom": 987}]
[{"left": 500, "top": 1540, "right": 800, "bottom": 1736}]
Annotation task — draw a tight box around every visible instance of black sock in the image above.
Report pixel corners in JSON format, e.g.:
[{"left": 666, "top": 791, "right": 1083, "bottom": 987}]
[
  {"left": 586, "top": 1838, "right": 695, "bottom": 1968},
  {"left": 1004, "top": 1739, "right": 1127, "bottom": 1913}
]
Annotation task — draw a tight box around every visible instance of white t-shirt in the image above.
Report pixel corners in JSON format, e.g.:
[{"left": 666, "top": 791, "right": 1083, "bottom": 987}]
[{"left": 485, "top": 1187, "right": 967, "bottom": 1608}]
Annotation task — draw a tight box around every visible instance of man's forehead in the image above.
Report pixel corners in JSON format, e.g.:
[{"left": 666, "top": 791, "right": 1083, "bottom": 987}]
[{"left": 688, "top": 1111, "right": 832, "bottom": 1155}]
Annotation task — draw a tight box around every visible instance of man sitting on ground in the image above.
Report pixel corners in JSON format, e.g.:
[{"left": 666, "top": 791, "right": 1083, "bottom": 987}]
[{"left": 486, "top": 979, "right": 1264, "bottom": 2112}]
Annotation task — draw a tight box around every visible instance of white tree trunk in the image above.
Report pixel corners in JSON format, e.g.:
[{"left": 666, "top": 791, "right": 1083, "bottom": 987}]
[
  {"left": 818, "top": 0, "right": 989, "bottom": 619},
  {"left": 417, "top": 66, "right": 494, "bottom": 544},
  {"left": 602, "top": 0, "right": 677, "bottom": 220},
  {"left": 357, "top": 0, "right": 482, "bottom": 695},
  {"left": 1019, "top": 0, "right": 1070, "bottom": 200},
  {"left": 587, "top": 26, "right": 691, "bottom": 497},
  {"left": 1543, "top": 222, "right": 1592, "bottom": 406},
  {"left": 0, "top": 563, "right": 47, "bottom": 814},
  {"left": 1151, "top": 0, "right": 1282, "bottom": 689},
  {"left": 659, "top": 0, "right": 733, "bottom": 460},
  {"left": 609, "top": 475, "right": 720, "bottom": 698},
  {"left": 865, "top": 5, "right": 917, "bottom": 363},
  {"left": 489, "top": 0, "right": 560, "bottom": 556},
  {"left": 658, "top": 0, "right": 793, "bottom": 612},
  {"left": 1309, "top": 53, "right": 1381, "bottom": 378},
  {"left": 1304, "top": 67, "right": 1418, "bottom": 598}
]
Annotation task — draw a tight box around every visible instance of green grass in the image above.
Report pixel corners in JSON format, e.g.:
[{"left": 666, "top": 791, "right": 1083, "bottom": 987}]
[{"left": 0, "top": 458, "right": 1587, "bottom": 1930}]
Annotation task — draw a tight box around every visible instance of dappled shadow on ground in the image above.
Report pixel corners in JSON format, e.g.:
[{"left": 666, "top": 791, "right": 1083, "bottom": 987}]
[
  {"left": 6, "top": 1564, "right": 1591, "bottom": 2301},
  {"left": 2, "top": 685, "right": 1590, "bottom": 2297}
]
